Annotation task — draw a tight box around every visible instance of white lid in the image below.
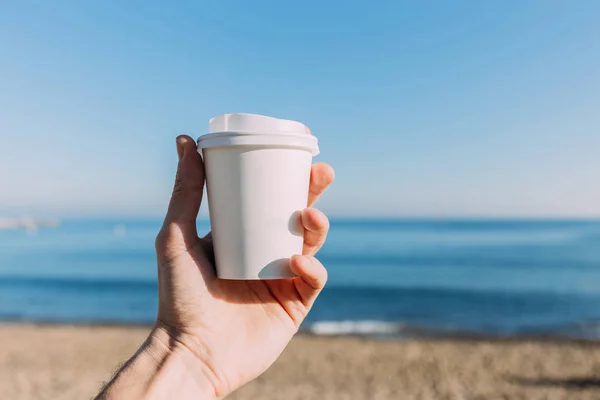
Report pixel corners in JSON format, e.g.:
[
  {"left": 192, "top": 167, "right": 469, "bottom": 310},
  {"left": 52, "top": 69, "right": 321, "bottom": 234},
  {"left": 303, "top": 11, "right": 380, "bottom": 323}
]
[
  {"left": 209, "top": 113, "right": 310, "bottom": 135},
  {"left": 198, "top": 113, "right": 319, "bottom": 156}
]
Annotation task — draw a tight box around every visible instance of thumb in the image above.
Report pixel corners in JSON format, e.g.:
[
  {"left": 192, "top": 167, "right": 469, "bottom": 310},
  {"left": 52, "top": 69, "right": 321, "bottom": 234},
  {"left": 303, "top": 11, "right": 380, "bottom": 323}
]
[{"left": 163, "top": 135, "right": 205, "bottom": 230}]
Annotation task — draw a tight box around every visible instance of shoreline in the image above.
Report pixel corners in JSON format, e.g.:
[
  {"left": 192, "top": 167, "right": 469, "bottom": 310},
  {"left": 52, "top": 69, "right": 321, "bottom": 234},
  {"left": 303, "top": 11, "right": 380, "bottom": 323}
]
[{"left": 2, "top": 320, "right": 600, "bottom": 346}]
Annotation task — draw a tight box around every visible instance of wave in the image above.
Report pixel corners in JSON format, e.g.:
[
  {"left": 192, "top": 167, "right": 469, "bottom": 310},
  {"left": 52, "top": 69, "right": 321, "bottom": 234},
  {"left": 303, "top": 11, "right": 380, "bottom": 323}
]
[
  {"left": 304, "top": 320, "right": 405, "bottom": 336},
  {"left": 318, "top": 252, "right": 600, "bottom": 270},
  {"left": 302, "top": 320, "right": 600, "bottom": 341},
  {"left": 302, "top": 320, "right": 503, "bottom": 338}
]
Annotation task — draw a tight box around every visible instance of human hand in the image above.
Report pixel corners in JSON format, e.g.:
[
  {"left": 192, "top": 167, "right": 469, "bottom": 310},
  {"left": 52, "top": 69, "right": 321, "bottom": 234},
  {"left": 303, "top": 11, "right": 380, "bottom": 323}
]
[{"left": 152, "top": 135, "right": 334, "bottom": 398}]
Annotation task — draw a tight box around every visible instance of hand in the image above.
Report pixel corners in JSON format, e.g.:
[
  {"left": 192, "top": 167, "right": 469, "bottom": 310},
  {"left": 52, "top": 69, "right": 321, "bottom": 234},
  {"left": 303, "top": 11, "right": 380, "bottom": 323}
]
[{"left": 152, "top": 135, "right": 335, "bottom": 398}]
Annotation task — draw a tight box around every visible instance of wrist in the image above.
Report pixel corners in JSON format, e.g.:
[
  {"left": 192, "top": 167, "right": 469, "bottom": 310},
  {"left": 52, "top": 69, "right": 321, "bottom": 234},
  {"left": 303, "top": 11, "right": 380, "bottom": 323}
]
[
  {"left": 145, "top": 324, "right": 220, "bottom": 400},
  {"left": 97, "top": 324, "right": 219, "bottom": 400}
]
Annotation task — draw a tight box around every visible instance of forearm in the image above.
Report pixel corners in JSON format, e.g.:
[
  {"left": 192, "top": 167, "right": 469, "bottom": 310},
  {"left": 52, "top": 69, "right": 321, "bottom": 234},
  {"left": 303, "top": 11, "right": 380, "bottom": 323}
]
[{"left": 96, "top": 326, "right": 217, "bottom": 400}]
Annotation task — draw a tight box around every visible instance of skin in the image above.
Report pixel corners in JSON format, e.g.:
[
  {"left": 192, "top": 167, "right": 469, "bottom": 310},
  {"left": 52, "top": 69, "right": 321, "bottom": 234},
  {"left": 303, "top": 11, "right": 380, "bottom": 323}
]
[{"left": 96, "top": 135, "right": 335, "bottom": 399}]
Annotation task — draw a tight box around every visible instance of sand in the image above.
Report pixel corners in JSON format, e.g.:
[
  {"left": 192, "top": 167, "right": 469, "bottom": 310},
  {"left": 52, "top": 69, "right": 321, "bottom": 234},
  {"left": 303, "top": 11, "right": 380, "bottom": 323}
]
[{"left": 1, "top": 324, "right": 600, "bottom": 400}]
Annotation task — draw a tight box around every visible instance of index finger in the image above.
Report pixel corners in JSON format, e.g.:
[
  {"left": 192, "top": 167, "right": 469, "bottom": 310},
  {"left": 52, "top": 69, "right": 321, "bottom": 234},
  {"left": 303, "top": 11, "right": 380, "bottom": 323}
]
[{"left": 308, "top": 163, "right": 335, "bottom": 206}]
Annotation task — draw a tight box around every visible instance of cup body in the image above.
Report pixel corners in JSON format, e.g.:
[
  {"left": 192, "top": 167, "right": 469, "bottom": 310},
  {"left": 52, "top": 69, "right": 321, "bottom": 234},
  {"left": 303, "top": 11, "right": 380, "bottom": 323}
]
[{"left": 203, "top": 145, "right": 312, "bottom": 279}]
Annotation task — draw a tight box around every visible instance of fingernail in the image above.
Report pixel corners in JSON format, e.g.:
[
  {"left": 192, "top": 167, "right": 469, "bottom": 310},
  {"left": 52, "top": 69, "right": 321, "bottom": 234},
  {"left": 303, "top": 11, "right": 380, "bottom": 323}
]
[{"left": 176, "top": 136, "right": 186, "bottom": 161}]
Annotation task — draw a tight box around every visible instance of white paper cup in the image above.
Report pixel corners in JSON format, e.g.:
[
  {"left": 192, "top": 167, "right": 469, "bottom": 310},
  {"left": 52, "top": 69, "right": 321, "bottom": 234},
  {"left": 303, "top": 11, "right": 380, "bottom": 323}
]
[{"left": 197, "top": 113, "right": 320, "bottom": 280}]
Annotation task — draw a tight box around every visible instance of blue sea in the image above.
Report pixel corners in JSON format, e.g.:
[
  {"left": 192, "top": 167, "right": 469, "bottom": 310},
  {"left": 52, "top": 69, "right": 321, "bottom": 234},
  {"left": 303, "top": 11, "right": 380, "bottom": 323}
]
[{"left": 1, "top": 219, "right": 600, "bottom": 339}]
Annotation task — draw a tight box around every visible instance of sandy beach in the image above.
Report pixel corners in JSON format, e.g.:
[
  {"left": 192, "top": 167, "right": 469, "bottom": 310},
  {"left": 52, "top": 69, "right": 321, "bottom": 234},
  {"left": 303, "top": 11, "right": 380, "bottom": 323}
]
[{"left": 0, "top": 324, "right": 600, "bottom": 399}]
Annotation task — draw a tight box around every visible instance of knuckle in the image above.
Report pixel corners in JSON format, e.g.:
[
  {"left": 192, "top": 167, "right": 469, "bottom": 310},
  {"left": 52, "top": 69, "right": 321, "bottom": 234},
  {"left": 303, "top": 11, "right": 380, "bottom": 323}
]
[
  {"left": 154, "top": 227, "right": 172, "bottom": 253},
  {"left": 172, "top": 167, "right": 204, "bottom": 197},
  {"left": 172, "top": 172, "right": 186, "bottom": 196},
  {"left": 154, "top": 224, "right": 180, "bottom": 252},
  {"left": 155, "top": 229, "right": 167, "bottom": 251}
]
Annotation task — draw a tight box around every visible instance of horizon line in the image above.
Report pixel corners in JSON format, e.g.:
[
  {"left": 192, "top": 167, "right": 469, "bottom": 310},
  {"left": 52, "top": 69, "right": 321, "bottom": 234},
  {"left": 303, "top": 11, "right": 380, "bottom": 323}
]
[{"left": 5, "top": 215, "right": 599, "bottom": 222}]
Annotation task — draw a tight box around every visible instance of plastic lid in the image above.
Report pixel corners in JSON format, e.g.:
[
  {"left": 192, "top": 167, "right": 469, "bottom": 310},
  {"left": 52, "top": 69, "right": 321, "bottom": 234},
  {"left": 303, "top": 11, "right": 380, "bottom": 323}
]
[
  {"left": 198, "top": 113, "right": 319, "bottom": 156},
  {"left": 209, "top": 113, "right": 310, "bottom": 135}
]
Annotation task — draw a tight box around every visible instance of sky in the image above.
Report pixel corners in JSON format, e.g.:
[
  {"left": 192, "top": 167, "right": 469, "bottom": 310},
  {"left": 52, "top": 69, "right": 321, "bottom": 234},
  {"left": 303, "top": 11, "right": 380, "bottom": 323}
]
[{"left": 0, "top": 0, "right": 599, "bottom": 218}]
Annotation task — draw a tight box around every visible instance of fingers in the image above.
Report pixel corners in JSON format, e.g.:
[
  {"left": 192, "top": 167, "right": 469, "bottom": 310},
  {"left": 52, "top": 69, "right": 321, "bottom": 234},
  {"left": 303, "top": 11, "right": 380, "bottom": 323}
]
[
  {"left": 290, "top": 255, "right": 327, "bottom": 308},
  {"left": 308, "top": 163, "right": 335, "bottom": 207},
  {"left": 163, "top": 135, "right": 205, "bottom": 230},
  {"left": 302, "top": 208, "right": 329, "bottom": 256}
]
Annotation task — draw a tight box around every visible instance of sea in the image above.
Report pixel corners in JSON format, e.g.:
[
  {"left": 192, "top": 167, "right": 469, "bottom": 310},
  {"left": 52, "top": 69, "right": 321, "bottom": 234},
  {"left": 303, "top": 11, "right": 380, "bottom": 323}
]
[{"left": 1, "top": 218, "right": 600, "bottom": 340}]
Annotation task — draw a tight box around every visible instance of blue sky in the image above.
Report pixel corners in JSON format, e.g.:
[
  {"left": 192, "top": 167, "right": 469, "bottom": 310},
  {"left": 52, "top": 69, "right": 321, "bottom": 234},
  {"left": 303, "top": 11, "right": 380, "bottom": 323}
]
[{"left": 1, "top": 1, "right": 599, "bottom": 218}]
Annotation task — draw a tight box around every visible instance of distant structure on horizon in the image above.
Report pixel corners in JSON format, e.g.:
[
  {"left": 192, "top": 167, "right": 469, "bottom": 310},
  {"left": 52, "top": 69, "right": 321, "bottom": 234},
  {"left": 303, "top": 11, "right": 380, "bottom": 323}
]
[{"left": 0, "top": 216, "right": 60, "bottom": 231}]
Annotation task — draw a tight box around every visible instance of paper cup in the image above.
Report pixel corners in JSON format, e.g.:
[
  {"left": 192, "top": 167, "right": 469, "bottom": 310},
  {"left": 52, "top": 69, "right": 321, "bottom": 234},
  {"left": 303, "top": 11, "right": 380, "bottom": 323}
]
[{"left": 197, "top": 113, "right": 320, "bottom": 280}]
